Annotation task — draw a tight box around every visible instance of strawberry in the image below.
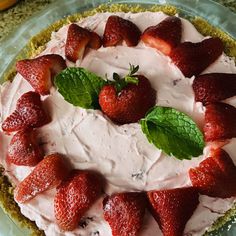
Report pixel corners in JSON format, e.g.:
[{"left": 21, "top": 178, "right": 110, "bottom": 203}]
[
  {"left": 54, "top": 170, "right": 104, "bottom": 231},
  {"left": 7, "top": 128, "right": 43, "bottom": 166},
  {"left": 193, "top": 73, "right": 236, "bottom": 104},
  {"left": 189, "top": 148, "right": 236, "bottom": 198},
  {"left": 65, "top": 23, "right": 102, "bottom": 62},
  {"left": 103, "top": 15, "right": 141, "bottom": 47},
  {"left": 147, "top": 187, "right": 199, "bottom": 236},
  {"left": 170, "top": 38, "right": 223, "bottom": 77},
  {"left": 16, "top": 54, "right": 66, "bottom": 95},
  {"left": 2, "top": 91, "right": 50, "bottom": 133},
  {"left": 204, "top": 102, "right": 236, "bottom": 142},
  {"left": 141, "top": 16, "right": 182, "bottom": 55},
  {"left": 99, "top": 74, "right": 156, "bottom": 124},
  {"left": 103, "top": 192, "right": 146, "bottom": 236},
  {"left": 15, "top": 153, "right": 69, "bottom": 203}
]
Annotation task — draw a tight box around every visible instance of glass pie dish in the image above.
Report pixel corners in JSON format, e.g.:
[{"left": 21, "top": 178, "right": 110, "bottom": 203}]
[{"left": 0, "top": 0, "right": 236, "bottom": 235}]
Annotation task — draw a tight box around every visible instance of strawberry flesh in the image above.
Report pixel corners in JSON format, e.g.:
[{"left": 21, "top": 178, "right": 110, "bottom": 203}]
[
  {"left": 16, "top": 54, "right": 66, "bottom": 95},
  {"left": 2, "top": 91, "right": 50, "bottom": 133},
  {"left": 141, "top": 16, "right": 182, "bottom": 55},
  {"left": 204, "top": 102, "right": 236, "bottom": 142},
  {"left": 103, "top": 15, "right": 141, "bottom": 47},
  {"left": 103, "top": 192, "right": 146, "bottom": 236},
  {"left": 15, "top": 153, "right": 69, "bottom": 203},
  {"left": 99, "top": 75, "right": 156, "bottom": 124},
  {"left": 7, "top": 128, "right": 43, "bottom": 166},
  {"left": 65, "top": 23, "right": 102, "bottom": 62},
  {"left": 54, "top": 170, "right": 104, "bottom": 231},
  {"left": 170, "top": 38, "right": 223, "bottom": 77},
  {"left": 147, "top": 187, "right": 199, "bottom": 236},
  {"left": 189, "top": 148, "right": 236, "bottom": 198}
]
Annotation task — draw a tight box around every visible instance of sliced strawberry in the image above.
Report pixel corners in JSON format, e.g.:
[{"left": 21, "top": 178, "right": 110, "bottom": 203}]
[
  {"left": 141, "top": 16, "right": 182, "bottom": 55},
  {"left": 204, "top": 102, "right": 236, "bottom": 142},
  {"left": 15, "top": 153, "right": 69, "bottom": 203},
  {"left": 170, "top": 38, "right": 223, "bottom": 77},
  {"left": 2, "top": 91, "right": 50, "bottom": 133},
  {"left": 16, "top": 54, "right": 66, "bottom": 95},
  {"left": 103, "top": 15, "right": 141, "bottom": 47},
  {"left": 54, "top": 170, "right": 104, "bottom": 231},
  {"left": 103, "top": 192, "right": 146, "bottom": 236},
  {"left": 189, "top": 148, "right": 236, "bottom": 198},
  {"left": 7, "top": 128, "right": 43, "bottom": 166},
  {"left": 65, "top": 24, "right": 102, "bottom": 62},
  {"left": 147, "top": 187, "right": 199, "bottom": 236},
  {"left": 99, "top": 75, "right": 156, "bottom": 124},
  {"left": 193, "top": 73, "right": 236, "bottom": 104}
]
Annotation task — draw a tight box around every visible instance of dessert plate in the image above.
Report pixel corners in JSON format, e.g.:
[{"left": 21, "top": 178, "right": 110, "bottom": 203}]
[{"left": 0, "top": 0, "right": 236, "bottom": 235}]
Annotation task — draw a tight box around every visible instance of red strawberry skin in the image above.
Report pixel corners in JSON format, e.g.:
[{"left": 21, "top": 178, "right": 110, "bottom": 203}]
[
  {"left": 103, "top": 192, "right": 146, "bottom": 236},
  {"left": 170, "top": 38, "right": 223, "bottom": 77},
  {"left": 193, "top": 73, "right": 236, "bottom": 104},
  {"left": 147, "top": 187, "right": 199, "bottom": 236},
  {"left": 141, "top": 16, "right": 182, "bottom": 55},
  {"left": 65, "top": 24, "right": 102, "bottom": 62},
  {"left": 2, "top": 91, "right": 50, "bottom": 133},
  {"left": 15, "top": 153, "right": 69, "bottom": 203},
  {"left": 99, "top": 75, "right": 156, "bottom": 124},
  {"left": 54, "top": 170, "right": 104, "bottom": 231},
  {"left": 7, "top": 128, "right": 43, "bottom": 166},
  {"left": 103, "top": 15, "right": 141, "bottom": 47},
  {"left": 16, "top": 54, "right": 66, "bottom": 95},
  {"left": 189, "top": 148, "right": 236, "bottom": 198},
  {"left": 204, "top": 102, "right": 236, "bottom": 142}
]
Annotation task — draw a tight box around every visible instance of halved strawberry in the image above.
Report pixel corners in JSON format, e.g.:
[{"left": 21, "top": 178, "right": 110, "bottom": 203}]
[
  {"left": 2, "top": 91, "right": 50, "bottom": 133},
  {"left": 103, "top": 15, "right": 141, "bottom": 47},
  {"left": 15, "top": 153, "right": 69, "bottom": 203},
  {"left": 54, "top": 170, "right": 104, "bottom": 231},
  {"left": 147, "top": 187, "right": 199, "bottom": 236},
  {"left": 103, "top": 192, "right": 146, "bottom": 236},
  {"left": 189, "top": 148, "right": 236, "bottom": 198},
  {"left": 141, "top": 16, "right": 182, "bottom": 55},
  {"left": 99, "top": 75, "right": 156, "bottom": 124},
  {"left": 65, "top": 23, "right": 102, "bottom": 62},
  {"left": 193, "top": 73, "right": 236, "bottom": 104},
  {"left": 7, "top": 128, "right": 43, "bottom": 166},
  {"left": 204, "top": 102, "right": 236, "bottom": 142},
  {"left": 170, "top": 38, "right": 223, "bottom": 77},
  {"left": 16, "top": 54, "right": 66, "bottom": 95}
]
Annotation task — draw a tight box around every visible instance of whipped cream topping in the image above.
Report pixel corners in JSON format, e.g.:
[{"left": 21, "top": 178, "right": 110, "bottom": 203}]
[{"left": 1, "top": 12, "right": 236, "bottom": 236}]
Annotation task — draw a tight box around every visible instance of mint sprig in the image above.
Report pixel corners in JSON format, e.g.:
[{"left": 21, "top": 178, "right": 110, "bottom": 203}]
[
  {"left": 140, "top": 106, "right": 205, "bottom": 160},
  {"left": 54, "top": 67, "right": 107, "bottom": 109}
]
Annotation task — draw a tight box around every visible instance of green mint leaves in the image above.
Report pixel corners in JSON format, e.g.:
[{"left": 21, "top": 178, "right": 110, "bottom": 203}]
[
  {"left": 54, "top": 67, "right": 107, "bottom": 109},
  {"left": 140, "top": 107, "right": 205, "bottom": 160}
]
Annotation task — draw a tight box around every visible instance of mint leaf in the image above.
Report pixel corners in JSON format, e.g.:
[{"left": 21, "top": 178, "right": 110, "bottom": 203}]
[
  {"left": 140, "top": 106, "right": 205, "bottom": 160},
  {"left": 54, "top": 67, "right": 107, "bottom": 109}
]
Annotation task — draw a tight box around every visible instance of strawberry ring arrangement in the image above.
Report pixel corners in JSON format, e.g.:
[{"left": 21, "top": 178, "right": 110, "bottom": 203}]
[{"left": 1, "top": 4, "right": 236, "bottom": 236}]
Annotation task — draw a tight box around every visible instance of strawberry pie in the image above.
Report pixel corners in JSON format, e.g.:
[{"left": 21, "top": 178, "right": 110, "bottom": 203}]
[{"left": 1, "top": 5, "right": 236, "bottom": 236}]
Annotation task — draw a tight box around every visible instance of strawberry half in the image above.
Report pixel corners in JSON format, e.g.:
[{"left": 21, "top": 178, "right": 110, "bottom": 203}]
[
  {"left": 193, "top": 73, "right": 236, "bottom": 104},
  {"left": 147, "top": 187, "right": 199, "bottom": 236},
  {"left": 204, "top": 102, "right": 236, "bottom": 142},
  {"left": 16, "top": 54, "right": 66, "bottom": 95},
  {"left": 189, "top": 148, "right": 236, "bottom": 198},
  {"left": 15, "top": 153, "right": 69, "bottom": 203},
  {"left": 103, "top": 15, "right": 141, "bottom": 47},
  {"left": 65, "top": 23, "right": 102, "bottom": 62},
  {"left": 103, "top": 192, "right": 146, "bottom": 236},
  {"left": 7, "top": 128, "right": 43, "bottom": 166},
  {"left": 2, "top": 91, "right": 50, "bottom": 133},
  {"left": 170, "top": 38, "right": 223, "bottom": 77},
  {"left": 141, "top": 16, "right": 182, "bottom": 55},
  {"left": 54, "top": 170, "right": 104, "bottom": 231},
  {"left": 99, "top": 75, "right": 156, "bottom": 124}
]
